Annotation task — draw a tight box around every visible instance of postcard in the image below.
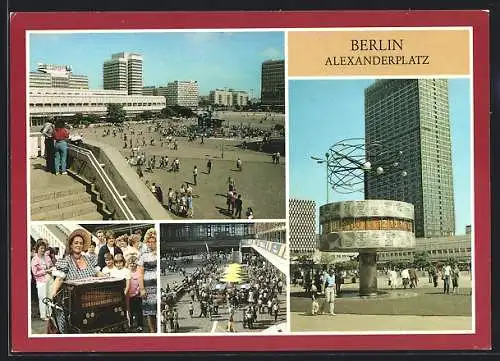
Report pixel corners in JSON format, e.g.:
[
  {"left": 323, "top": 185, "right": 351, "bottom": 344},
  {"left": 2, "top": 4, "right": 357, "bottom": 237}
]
[{"left": 9, "top": 10, "right": 490, "bottom": 352}]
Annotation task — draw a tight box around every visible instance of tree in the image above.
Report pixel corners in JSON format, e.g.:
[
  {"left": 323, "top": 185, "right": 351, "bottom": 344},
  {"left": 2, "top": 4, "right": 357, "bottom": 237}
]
[
  {"left": 445, "top": 256, "right": 458, "bottom": 267},
  {"left": 161, "top": 106, "right": 176, "bottom": 118},
  {"left": 106, "top": 103, "right": 126, "bottom": 123},
  {"left": 319, "top": 252, "right": 335, "bottom": 266},
  {"left": 198, "top": 98, "right": 211, "bottom": 107},
  {"left": 139, "top": 110, "right": 153, "bottom": 120},
  {"left": 274, "top": 124, "right": 284, "bottom": 131},
  {"left": 413, "top": 251, "right": 430, "bottom": 269}
]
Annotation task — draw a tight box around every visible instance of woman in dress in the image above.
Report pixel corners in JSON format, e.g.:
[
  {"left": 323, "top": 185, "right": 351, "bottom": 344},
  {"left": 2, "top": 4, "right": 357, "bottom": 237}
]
[
  {"left": 138, "top": 228, "right": 158, "bottom": 333},
  {"left": 50, "top": 229, "right": 105, "bottom": 333}
]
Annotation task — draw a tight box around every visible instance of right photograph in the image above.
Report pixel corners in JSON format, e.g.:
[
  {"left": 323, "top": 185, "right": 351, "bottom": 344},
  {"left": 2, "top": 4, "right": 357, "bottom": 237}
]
[{"left": 289, "top": 79, "right": 473, "bottom": 332}]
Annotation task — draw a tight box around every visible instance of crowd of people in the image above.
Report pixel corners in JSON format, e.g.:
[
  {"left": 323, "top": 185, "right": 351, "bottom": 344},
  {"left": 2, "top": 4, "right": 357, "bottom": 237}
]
[
  {"left": 386, "top": 264, "right": 463, "bottom": 294},
  {"left": 159, "top": 250, "right": 286, "bottom": 333},
  {"left": 83, "top": 115, "right": 286, "bottom": 219},
  {"left": 30, "top": 227, "right": 158, "bottom": 333},
  {"left": 293, "top": 261, "right": 467, "bottom": 317}
]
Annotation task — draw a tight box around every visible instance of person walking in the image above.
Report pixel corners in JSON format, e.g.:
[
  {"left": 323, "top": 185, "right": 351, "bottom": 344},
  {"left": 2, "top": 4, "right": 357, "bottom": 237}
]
[
  {"left": 443, "top": 263, "right": 452, "bottom": 294},
  {"left": 452, "top": 264, "right": 460, "bottom": 294},
  {"left": 432, "top": 265, "right": 439, "bottom": 287},
  {"left": 401, "top": 268, "right": 410, "bottom": 289},
  {"left": 323, "top": 269, "right": 336, "bottom": 316},
  {"left": 234, "top": 194, "right": 243, "bottom": 219},
  {"left": 193, "top": 166, "right": 198, "bottom": 185},
  {"left": 187, "top": 193, "right": 194, "bottom": 218},
  {"left": 207, "top": 159, "right": 212, "bottom": 174}
]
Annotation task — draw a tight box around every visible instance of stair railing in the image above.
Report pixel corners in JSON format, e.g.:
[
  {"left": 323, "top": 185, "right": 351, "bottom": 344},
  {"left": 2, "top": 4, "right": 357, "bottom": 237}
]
[{"left": 69, "top": 144, "right": 136, "bottom": 220}]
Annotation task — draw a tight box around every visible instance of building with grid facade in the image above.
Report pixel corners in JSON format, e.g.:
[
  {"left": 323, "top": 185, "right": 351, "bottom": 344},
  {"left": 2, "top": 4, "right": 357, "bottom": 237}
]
[
  {"left": 166, "top": 80, "right": 199, "bottom": 108},
  {"left": 209, "top": 89, "right": 249, "bottom": 107},
  {"left": 254, "top": 222, "right": 286, "bottom": 244},
  {"left": 161, "top": 223, "right": 256, "bottom": 244},
  {"left": 29, "top": 63, "right": 89, "bottom": 89},
  {"left": 364, "top": 79, "right": 455, "bottom": 238},
  {"left": 260, "top": 59, "right": 285, "bottom": 107},
  {"left": 289, "top": 199, "right": 317, "bottom": 255},
  {"left": 103, "top": 52, "right": 143, "bottom": 95}
]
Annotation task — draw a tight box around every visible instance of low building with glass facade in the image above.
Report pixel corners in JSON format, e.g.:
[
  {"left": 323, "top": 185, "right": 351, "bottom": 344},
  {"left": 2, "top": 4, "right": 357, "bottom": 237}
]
[{"left": 28, "top": 87, "right": 166, "bottom": 126}]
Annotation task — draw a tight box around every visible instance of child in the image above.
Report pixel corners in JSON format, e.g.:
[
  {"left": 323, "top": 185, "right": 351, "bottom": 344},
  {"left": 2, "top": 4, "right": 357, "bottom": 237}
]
[
  {"left": 110, "top": 253, "right": 131, "bottom": 296},
  {"left": 127, "top": 256, "right": 143, "bottom": 330},
  {"left": 188, "top": 301, "right": 194, "bottom": 318},
  {"left": 86, "top": 241, "right": 96, "bottom": 255},
  {"left": 311, "top": 284, "right": 319, "bottom": 316},
  {"left": 101, "top": 252, "right": 115, "bottom": 275}
]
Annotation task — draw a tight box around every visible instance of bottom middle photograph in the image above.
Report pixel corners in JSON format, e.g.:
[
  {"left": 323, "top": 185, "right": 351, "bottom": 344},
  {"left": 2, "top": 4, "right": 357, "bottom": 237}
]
[{"left": 159, "top": 221, "right": 288, "bottom": 334}]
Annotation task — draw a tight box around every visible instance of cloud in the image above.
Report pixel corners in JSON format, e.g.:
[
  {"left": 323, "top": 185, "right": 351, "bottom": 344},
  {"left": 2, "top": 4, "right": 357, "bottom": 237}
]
[{"left": 260, "top": 47, "right": 281, "bottom": 59}]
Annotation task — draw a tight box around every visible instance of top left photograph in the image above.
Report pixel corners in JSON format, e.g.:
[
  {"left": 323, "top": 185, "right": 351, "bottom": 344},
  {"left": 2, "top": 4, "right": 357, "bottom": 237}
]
[{"left": 28, "top": 31, "right": 286, "bottom": 221}]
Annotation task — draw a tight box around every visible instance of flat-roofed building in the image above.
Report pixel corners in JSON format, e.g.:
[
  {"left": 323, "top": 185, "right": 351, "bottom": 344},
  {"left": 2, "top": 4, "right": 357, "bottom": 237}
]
[
  {"left": 209, "top": 89, "right": 248, "bottom": 107},
  {"left": 30, "top": 63, "right": 88, "bottom": 89},
  {"left": 378, "top": 226, "right": 472, "bottom": 264},
  {"left": 142, "top": 86, "right": 157, "bottom": 96},
  {"left": 28, "top": 87, "right": 166, "bottom": 126},
  {"left": 166, "top": 80, "right": 199, "bottom": 108},
  {"left": 261, "top": 59, "right": 285, "bottom": 107},
  {"left": 103, "top": 52, "right": 143, "bottom": 95}
]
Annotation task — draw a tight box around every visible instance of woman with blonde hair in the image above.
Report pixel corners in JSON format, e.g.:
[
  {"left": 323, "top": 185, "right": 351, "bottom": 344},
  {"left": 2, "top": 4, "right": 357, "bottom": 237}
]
[{"left": 138, "top": 228, "right": 158, "bottom": 333}]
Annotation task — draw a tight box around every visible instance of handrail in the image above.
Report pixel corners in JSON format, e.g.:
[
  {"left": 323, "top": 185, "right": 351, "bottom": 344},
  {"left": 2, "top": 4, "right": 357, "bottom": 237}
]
[{"left": 69, "top": 144, "right": 136, "bottom": 220}]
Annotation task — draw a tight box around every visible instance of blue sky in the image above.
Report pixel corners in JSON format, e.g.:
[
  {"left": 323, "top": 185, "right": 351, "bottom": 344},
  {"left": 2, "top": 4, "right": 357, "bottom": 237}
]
[
  {"left": 289, "top": 78, "right": 471, "bottom": 235},
  {"left": 29, "top": 32, "right": 284, "bottom": 95}
]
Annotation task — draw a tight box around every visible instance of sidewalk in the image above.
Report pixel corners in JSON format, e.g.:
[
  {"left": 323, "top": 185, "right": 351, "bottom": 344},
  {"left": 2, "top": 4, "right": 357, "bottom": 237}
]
[{"left": 291, "top": 313, "right": 473, "bottom": 332}]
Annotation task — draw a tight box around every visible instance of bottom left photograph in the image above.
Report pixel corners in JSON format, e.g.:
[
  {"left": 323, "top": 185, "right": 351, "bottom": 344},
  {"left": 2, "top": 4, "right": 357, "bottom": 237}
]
[{"left": 29, "top": 222, "right": 158, "bottom": 335}]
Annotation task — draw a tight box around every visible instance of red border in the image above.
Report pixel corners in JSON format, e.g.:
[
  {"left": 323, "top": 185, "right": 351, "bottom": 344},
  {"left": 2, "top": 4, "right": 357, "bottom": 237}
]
[{"left": 10, "top": 10, "right": 491, "bottom": 352}]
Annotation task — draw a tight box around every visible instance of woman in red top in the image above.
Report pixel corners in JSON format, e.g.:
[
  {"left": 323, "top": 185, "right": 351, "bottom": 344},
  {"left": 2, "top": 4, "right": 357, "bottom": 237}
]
[{"left": 53, "top": 118, "right": 70, "bottom": 175}]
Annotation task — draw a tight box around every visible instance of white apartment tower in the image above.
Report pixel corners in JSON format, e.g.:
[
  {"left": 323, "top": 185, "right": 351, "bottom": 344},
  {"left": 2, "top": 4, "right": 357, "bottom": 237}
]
[{"left": 103, "top": 52, "right": 143, "bottom": 95}]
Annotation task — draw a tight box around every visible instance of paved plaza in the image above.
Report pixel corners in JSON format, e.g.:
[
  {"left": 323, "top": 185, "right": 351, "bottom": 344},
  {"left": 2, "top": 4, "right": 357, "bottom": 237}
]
[
  {"left": 69, "top": 115, "right": 286, "bottom": 220},
  {"left": 160, "top": 257, "right": 287, "bottom": 334},
  {"left": 290, "top": 274, "right": 473, "bottom": 332}
]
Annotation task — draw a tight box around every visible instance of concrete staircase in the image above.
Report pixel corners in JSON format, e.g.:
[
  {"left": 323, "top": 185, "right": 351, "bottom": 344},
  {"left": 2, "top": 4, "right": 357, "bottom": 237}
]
[
  {"left": 31, "top": 182, "right": 104, "bottom": 221},
  {"left": 44, "top": 224, "right": 71, "bottom": 244}
]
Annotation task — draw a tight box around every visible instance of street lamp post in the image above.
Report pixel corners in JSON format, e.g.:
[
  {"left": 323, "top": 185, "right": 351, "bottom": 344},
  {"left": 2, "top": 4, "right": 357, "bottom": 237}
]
[{"left": 311, "top": 153, "right": 331, "bottom": 204}]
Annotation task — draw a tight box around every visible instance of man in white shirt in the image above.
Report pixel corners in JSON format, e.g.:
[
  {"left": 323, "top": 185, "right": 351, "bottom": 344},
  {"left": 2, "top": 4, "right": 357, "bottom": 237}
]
[
  {"left": 94, "top": 229, "right": 106, "bottom": 256},
  {"left": 401, "top": 268, "right": 410, "bottom": 289},
  {"left": 323, "top": 269, "right": 336, "bottom": 315},
  {"left": 443, "top": 264, "right": 452, "bottom": 294}
]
